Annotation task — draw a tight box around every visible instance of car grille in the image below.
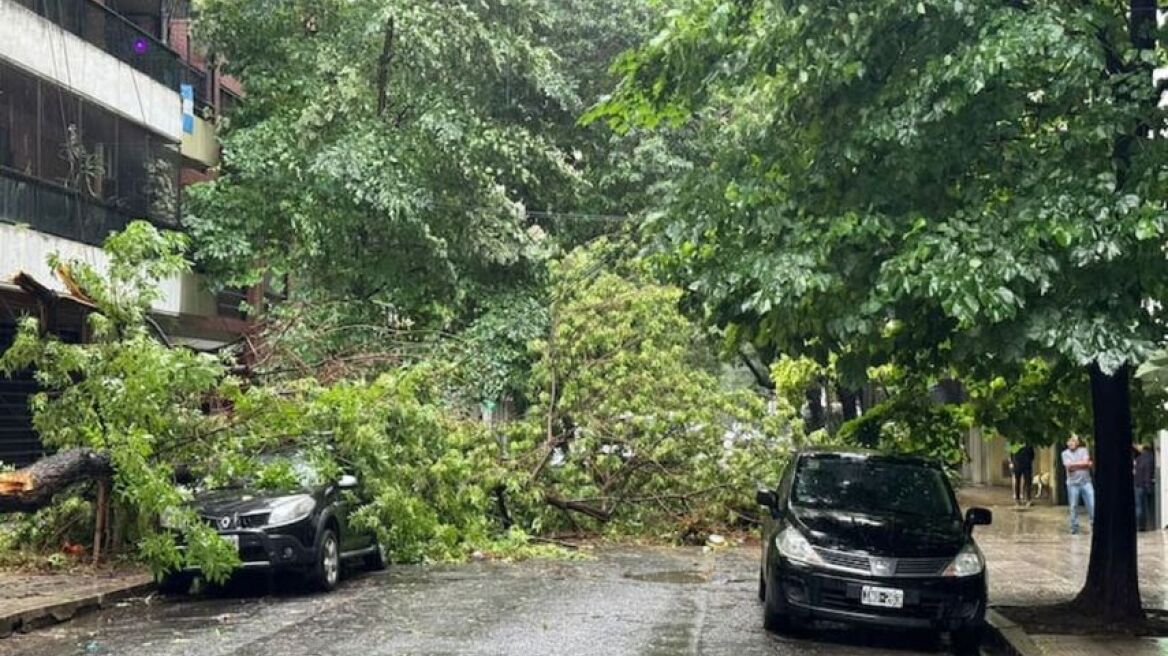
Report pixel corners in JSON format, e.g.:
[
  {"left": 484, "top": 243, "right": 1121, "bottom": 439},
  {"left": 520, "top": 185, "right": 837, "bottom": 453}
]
[
  {"left": 814, "top": 548, "right": 870, "bottom": 573},
  {"left": 895, "top": 557, "right": 950, "bottom": 576},
  {"left": 812, "top": 549, "right": 951, "bottom": 577}
]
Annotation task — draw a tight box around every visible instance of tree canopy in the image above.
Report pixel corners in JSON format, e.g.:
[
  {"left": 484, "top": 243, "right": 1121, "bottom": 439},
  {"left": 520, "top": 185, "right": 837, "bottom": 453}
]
[{"left": 593, "top": 0, "right": 1168, "bottom": 376}]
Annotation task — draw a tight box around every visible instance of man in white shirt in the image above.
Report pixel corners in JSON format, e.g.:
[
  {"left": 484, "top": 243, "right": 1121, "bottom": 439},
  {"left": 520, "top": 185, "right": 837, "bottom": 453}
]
[{"left": 1061, "top": 434, "right": 1095, "bottom": 535}]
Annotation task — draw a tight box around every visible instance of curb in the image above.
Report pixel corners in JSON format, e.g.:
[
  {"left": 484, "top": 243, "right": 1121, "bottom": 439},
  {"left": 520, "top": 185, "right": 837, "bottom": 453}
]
[
  {"left": 985, "top": 608, "right": 1044, "bottom": 656},
  {"left": 0, "top": 577, "right": 154, "bottom": 639}
]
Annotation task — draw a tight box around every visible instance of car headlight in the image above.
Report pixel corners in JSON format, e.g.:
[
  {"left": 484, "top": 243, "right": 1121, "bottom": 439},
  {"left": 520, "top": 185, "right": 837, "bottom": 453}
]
[
  {"left": 267, "top": 495, "right": 316, "bottom": 526},
  {"left": 944, "top": 543, "right": 984, "bottom": 577},
  {"left": 775, "top": 527, "right": 824, "bottom": 566}
]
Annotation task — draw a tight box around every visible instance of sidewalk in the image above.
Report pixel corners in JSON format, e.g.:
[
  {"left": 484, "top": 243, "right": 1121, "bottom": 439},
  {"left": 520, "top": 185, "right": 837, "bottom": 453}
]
[
  {"left": 0, "top": 569, "right": 152, "bottom": 638},
  {"left": 959, "top": 485, "right": 1168, "bottom": 655}
]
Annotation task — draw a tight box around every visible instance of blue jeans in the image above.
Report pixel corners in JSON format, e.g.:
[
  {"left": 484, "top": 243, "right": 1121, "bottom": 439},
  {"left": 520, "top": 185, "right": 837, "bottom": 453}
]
[
  {"left": 1067, "top": 481, "right": 1095, "bottom": 533},
  {"left": 1136, "top": 485, "right": 1154, "bottom": 531}
]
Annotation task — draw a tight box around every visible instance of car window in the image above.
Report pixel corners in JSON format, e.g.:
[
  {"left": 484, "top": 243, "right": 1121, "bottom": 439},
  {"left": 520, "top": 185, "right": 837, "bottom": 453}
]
[{"left": 791, "top": 456, "right": 956, "bottom": 518}]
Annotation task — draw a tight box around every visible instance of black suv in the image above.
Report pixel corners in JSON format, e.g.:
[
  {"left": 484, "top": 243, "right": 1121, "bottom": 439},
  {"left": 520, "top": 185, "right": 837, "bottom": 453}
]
[
  {"left": 160, "top": 453, "right": 385, "bottom": 593},
  {"left": 756, "top": 449, "right": 992, "bottom": 653}
]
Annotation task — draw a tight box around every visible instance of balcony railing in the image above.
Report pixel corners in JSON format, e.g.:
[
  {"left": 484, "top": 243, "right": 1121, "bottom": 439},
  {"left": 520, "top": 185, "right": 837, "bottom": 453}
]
[
  {"left": 14, "top": 0, "right": 183, "bottom": 90},
  {"left": 0, "top": 167, "right": 175, "bottom": 247}
]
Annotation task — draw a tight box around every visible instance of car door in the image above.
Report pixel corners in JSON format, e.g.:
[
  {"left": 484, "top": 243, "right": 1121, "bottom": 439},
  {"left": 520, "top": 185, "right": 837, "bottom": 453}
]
[{"left": 332, "top": 476, "right": 374, "bottom": 553}]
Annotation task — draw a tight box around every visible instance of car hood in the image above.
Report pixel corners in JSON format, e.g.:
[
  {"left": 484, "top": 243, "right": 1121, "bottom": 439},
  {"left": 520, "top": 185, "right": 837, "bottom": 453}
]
[
  {"left": 793, "top": 506, "right": 965, "bottom": 558},
  {"left": 192, "top": 488, "right": 309, "bottom": 517}
]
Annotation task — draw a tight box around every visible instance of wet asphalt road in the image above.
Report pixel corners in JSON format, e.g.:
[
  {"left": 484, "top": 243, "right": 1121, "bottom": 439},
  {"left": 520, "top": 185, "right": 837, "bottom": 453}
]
[{"left": 0, "top": 547, "right": 978, "bottom": 656}]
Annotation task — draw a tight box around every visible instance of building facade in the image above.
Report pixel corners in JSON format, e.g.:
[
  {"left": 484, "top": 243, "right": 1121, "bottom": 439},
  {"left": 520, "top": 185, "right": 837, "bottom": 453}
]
[{"left": 0, "top": 0, "right": 245, "bottom": 465}]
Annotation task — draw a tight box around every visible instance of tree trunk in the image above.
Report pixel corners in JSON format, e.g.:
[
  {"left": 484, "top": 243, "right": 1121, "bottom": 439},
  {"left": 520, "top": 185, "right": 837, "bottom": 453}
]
[
  {"left": 1073, "top": 363, "right": 1142, "bottom": 621},
  {"left": 805, "top": 386, "right": 825, "bottom": 431},
  {"left": 93, "top": 478, "right": 109, "bottom": 563},
  {"left": 838, "top": 386, "right": 860, "bottom": 422},
  {"left": 0, "top": 448, "right": 112, "bottom": 513}
]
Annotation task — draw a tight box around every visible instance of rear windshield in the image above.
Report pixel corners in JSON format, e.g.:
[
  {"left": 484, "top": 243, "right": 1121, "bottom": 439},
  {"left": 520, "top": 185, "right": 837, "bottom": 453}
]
[{"left": 792, "top": 456, "right": 957, "bottom": 518}]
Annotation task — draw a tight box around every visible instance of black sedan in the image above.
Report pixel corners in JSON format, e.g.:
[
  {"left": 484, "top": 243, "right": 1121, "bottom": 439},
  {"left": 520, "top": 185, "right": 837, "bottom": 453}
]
[
  {"left": 160, "top": 453, "right": 385, "bottom": 593},
  {"left": 756, "top": 449, "right": 992, "bottom": 654}
]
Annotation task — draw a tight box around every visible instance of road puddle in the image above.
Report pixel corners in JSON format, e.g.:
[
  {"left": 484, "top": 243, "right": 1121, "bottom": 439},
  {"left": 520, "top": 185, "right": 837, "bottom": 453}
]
[{"left": 623, "top": 570, "right": 709, "bottom": 584}]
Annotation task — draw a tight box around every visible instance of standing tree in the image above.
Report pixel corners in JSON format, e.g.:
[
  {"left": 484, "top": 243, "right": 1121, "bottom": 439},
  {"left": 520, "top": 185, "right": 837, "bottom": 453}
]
[
  {"left": 593, "top": 0, "right": 1168, "bottom": 621},
  {"left": 186, "top": 0, "right": 581, "bottom": 332}
]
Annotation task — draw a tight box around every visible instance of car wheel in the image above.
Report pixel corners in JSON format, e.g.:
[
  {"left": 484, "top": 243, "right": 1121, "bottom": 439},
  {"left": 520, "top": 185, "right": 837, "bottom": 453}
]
[
  {"left": 364, "top": 539, "right": 388, "bottom": 571},
  {"left": 951, "top": 624, "right": 984, "bottom": 655},
  {"left": 156, "top": 571, "right": 194, "bottom": 596},
  {"left": 311, "top": 529, "right": 341, "bottom": 592},
  {"left": 757, "top": 569, "right": 766, "bottom": 603},
  {"left": 762, "top": 572, "right": 793, "bottom": 634}
]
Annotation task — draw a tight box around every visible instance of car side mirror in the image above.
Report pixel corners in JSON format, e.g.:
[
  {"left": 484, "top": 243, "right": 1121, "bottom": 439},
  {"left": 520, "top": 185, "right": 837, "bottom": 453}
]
[
  {"left": 337, "top": 474, "right": 359, "bottom": 490},
  {"left": 964, "top": 507, "right": 992, "bottom": 533},
  {"left": 756, "top": 489, "right": 778, "bottom": 509}
]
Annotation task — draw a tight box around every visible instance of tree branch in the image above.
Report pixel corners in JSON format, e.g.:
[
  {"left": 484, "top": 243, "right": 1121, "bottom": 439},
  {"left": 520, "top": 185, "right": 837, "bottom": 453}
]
[{"left": 376, "top": 15, "right": 397, "bottom": 117}]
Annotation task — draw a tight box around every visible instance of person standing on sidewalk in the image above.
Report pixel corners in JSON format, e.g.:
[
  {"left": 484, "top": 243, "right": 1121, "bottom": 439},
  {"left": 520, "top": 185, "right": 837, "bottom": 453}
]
[
  {"left": 1134, "top": 443, "right": 1156, "bottom": 532},
  {"left": 1061, "top": 434, "right": 1095, "bottom": 534},
  {"left": 1009, "top": 442, "right": 1036, "bottom": 507}
]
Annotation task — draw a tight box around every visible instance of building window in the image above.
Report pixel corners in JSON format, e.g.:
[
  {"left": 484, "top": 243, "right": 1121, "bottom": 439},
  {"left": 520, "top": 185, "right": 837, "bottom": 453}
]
[
  {"left": 81, "top": 100, "right": 119, "bottom": 203},
  {"left": 0, "top": 59, "right": 180, "bottom": 233},
  {"left": 0, "top": 64, "right": 39, "bottom": 175},
  {"left": 39, "top": 86, "right": 81, "bottom": 190}
]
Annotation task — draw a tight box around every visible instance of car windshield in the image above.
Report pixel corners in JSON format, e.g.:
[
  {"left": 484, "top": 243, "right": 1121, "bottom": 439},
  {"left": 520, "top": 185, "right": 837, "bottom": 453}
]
[
  {"left": 249, "top": 453, "right": 324, "bottom": 490},
  {"left": 791, "top": 456, "right": 956, "bottom": 518}
]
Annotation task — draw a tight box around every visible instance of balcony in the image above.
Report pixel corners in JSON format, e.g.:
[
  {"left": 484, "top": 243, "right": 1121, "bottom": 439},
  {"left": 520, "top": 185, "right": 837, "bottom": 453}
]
[
  {"left": 13, "top": 0, "right": 182, "bottom": 90},
  {"left": 0, "top": 167, "right": 175, "bottom": 247}
]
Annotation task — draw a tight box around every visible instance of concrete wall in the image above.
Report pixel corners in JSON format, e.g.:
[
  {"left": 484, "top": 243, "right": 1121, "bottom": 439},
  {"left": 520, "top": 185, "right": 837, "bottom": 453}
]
[
  {"left": 180, "top": 115, "right": 219, "bottom": 168},
  {"left": 0, "top": 222, "right": 216, "bottom": 317},
  {"left": 0, "top": 0, "right": 181, "bottom": 141}
]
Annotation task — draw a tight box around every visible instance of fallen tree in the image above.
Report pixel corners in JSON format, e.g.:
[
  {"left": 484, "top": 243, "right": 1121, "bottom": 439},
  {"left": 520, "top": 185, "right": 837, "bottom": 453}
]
[
  {"left": 0, "top": 448, "right": 111, "bottom": 513},
  {"left": 510, "top": 241, "right": 792, "bottom": 535}
]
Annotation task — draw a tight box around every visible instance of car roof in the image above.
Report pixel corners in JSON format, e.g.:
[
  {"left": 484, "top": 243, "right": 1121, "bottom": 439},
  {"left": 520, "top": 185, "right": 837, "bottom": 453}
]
[{"left": 796, "top": 447, "right": 942, "bottom": 468}]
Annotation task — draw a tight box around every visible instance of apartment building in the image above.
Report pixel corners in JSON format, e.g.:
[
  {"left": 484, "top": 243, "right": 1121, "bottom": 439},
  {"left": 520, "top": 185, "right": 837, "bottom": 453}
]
[{"left": 0, "top": 0, "right": 246, "bottom": 465}]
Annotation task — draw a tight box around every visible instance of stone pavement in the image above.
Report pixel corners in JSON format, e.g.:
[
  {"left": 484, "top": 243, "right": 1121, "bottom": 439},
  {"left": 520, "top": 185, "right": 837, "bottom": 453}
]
[
  {"left": 959, "top": 485, "right": 1168, "bottom": 655},
  {"left": 0, "top": 569, "right": 152, "bottom": 638}
]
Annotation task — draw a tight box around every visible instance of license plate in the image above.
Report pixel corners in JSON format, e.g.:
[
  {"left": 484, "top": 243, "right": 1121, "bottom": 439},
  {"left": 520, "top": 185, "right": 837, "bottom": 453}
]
[
  {"left": 221, "top": 534, "right": 239, "bottom": 551},
  {"left": 861, "top": 585, "right": 904, "bottom": 608}
]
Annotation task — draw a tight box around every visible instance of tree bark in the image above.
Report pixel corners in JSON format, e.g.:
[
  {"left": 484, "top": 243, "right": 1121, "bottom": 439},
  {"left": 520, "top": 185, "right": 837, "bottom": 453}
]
[
  {"left": 1072, "top": 364, "right": 1142, "bottom": 621},
  {"left": 0, "top": 448, "right": 112, "bottom": 513},
  {"left": 838, "top": 386, "right": 860, "bottom": 422},
  {"left": 805, "top": 386, "right": 825, "bottom": 431},
  {"left": 375, "top": 15, "right": 396, "bottom": 117},
  {"left": 93, "top": 478, "right": 109, "bottom": 563}
]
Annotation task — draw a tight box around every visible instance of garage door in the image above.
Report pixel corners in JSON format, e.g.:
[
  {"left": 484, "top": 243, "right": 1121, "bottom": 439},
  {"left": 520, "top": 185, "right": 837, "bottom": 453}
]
[{"left": 0, "top": 324, "right": 43, "bottom": 467}]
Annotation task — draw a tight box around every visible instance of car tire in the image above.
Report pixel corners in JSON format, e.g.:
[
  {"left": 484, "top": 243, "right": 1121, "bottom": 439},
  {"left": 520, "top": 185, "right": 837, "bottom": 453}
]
[
  {"left": 762, "top": 572, "right": 794, "bottom": 634},
  {"left": 951, "top": 624, "right": 984, "bottom": 655},
  {"left": 757, "top": 569, "right": 766, "bottom": 602},
  {"left": 311, "top": 528, "right": 341, "bottom": 592},
  {"left": 364, "top": 539, "right": 388, "bottom": 571},
  {"left": 156, "top": 571, "right": 194, "bottom": 596}
]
